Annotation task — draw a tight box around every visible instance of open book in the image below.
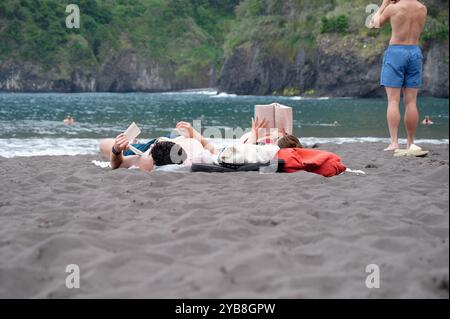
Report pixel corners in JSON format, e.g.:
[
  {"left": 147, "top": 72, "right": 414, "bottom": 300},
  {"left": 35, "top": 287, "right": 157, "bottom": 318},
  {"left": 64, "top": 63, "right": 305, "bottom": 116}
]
[
  {"left": 255, "top": 103, "right": 293, "bottom": 135},
  {"left": 123, "top": 122, "right": 145, "bottom": 156}
]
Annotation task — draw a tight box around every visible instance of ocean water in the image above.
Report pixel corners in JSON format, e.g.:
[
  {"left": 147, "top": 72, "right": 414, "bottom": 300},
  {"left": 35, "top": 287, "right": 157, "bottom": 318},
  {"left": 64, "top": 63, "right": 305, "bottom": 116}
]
[{"left": 0, "top": 91, "right": 448, "bottom": 157}]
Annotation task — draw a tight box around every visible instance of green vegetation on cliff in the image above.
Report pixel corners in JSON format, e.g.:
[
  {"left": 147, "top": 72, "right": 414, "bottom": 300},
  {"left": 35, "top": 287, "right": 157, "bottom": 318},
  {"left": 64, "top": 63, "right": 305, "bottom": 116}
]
[
  {"left": 224, "top": 0, "right": 449, "bottom": 60},
  {"left": 0, "top": 0, "right": 448, "bottom": 90},
  {"left": 0, "top": 0, "right": 239, "bottom": 83}
]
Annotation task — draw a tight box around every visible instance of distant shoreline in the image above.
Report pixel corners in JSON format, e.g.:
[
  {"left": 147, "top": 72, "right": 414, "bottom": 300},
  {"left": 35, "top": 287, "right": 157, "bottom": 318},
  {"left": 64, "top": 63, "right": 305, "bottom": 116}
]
[
  {"left": 0, "top": 89, "right": 449, "bottom": 100},
  {"left": 0, "top": 139, "right": 448, "bottom": 159}
]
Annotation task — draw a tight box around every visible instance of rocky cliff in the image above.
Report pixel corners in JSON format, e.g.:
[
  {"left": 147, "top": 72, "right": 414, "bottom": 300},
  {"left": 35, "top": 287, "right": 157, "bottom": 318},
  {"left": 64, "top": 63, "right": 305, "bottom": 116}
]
[
  {"left": 0, "top": 0, "right": 448, "bottom": 97},
  {"left": 218, "top": 0, "right": 449, "bottom": 98},
  {"left": 218, "top": 36, "right": 449, "bottom": 98},
  {"left": 0, "top": 50, "right": 215, "bottom": 93}
]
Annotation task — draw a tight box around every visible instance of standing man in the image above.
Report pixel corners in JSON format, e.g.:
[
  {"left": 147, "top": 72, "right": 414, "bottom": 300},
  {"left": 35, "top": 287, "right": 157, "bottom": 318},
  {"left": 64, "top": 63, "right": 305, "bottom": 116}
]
[{"left": 370, "top": 0, "right": 427, "bottom": 151}]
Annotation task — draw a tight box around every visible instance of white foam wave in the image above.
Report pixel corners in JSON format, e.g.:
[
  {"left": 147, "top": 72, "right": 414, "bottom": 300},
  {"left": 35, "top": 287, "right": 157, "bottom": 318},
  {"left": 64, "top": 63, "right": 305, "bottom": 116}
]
[
  {"left": 0, "top": 138, "right": 100, "bottom": 158},
  {"left": 290, "top": 96, "right": 355, "bottom": 101},
  {"left": 162, "top": 89, "right": 218, "bottom": 95},
  {"left": 290, "top": 96, "right": 331, "bottom": 101},
  {"left": 210, "top": 93, "right": 238, "bottom": 98},
  {"left": 300, "top": 137, "right": 450, "bottom": 146},
  {"left": 0, "top": 137, "right": 447, "bottom": 158}
]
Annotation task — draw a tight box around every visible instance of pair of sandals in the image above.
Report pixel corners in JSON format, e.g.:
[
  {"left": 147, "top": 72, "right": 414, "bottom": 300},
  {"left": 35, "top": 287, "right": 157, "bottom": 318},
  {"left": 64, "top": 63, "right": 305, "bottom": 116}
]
[{"left": 394, "top": 144, "right": 429, "bottom": 158}]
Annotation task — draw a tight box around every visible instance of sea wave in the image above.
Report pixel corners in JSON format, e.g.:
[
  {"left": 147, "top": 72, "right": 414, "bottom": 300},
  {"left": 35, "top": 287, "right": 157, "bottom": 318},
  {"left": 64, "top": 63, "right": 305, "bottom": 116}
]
[
  {"left": 210, "top": 92, "right": 238, "bottom": 98},
  {"left": 300, "top": 137, "right": 450, "bottom": 145},
  {"left": 0, "top": 138, "right": 448, "bottom": 158},
  {"left": 162, "top": 89, "right": 218, "bottom": 95},
  {"left": 291, "top": 96, "right": 330, "bottom": 101}
]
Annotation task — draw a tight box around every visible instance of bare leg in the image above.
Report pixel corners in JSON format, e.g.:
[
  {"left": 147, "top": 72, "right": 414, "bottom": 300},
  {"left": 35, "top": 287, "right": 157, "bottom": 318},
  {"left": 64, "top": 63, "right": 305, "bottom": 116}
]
[
  {"left": 100, "top": 139, "right": 115, "bottom": 160},
  {"left": 402, "top": 88, "right": 420, "bottom": 149},
  {"left": 385, "top": 87, "right": 402, "bottom": 151}
]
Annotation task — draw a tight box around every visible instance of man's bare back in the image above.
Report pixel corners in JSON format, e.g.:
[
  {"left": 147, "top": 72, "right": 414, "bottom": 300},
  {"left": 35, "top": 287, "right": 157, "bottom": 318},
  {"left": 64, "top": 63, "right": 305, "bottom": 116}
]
[
  {"left": 381, "top": 0, "right": 427, "bottom": 45},
  {"left": 388, "top": 0, "right": 427, "bottom": 45}
]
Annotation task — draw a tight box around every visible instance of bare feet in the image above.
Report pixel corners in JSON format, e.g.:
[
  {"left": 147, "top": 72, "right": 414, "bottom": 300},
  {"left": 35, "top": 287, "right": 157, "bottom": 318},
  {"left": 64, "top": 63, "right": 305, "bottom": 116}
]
[
  {"left": 384, "top": 143, "right": 399, "bottom": 151},
  {"left": 406, "top": 142, "right": 415, "bottom": 150}
]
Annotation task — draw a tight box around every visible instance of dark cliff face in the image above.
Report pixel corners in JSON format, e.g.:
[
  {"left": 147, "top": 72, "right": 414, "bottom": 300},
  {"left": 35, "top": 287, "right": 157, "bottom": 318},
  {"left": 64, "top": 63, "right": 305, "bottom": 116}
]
[
  {"left": 423, "top": 40, "right": 450, "bottom": 98},
  {"left": 1, "top": 39, "right": 447, "bottom": 97},
  {"left": 218, "top": 37, "right": 449, "bottom": 98},
  {"left": 0, "top": 50, "right": 213, "bottom": 93},
  {"left": 217, "top": 0, "right": 449, "bottom": 98},
  {"left": 218, "top": 44, "right": 317, "bottom": 96}
]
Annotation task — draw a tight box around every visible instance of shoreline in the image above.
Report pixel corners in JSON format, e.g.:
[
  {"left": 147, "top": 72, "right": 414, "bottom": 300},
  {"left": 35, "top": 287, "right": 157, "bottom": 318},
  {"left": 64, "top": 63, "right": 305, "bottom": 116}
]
[
  {"left": 0, "top": 142, "right": 448, "bottom": 298},
  {"left": 0, "top": 139, "right": 448, "bottom": 159},
  {"left": 0, "top": 89, "right": 449, "bottom": 99}
]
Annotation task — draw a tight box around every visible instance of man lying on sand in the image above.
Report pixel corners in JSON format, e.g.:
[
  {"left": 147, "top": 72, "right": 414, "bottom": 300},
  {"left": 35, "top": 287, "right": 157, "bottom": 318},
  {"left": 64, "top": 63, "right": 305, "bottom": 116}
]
[
  {"left": 101, "top": 122, "right": 218, "bottom": 172},
  {"left": 370, "top": 0, "right": 427, "bottom": 151}
]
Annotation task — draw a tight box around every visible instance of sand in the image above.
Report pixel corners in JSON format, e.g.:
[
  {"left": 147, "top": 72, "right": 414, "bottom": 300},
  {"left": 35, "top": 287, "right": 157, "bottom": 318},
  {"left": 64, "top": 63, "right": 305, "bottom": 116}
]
[{"left": 0, "top": 143, "right": 448, "bottom": 299}]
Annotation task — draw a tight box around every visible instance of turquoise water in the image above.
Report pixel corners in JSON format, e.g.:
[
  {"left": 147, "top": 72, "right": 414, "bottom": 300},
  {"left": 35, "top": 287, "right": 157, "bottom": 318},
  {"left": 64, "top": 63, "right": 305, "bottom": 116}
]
[{"left": 0, "top": 91, "right": 448, "bottom": 157}]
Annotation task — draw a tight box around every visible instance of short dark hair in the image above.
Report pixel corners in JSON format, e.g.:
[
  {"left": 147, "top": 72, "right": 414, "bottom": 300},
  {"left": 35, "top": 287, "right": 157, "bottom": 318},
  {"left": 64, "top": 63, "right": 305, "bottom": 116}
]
[
  {"left": 277, "top": 135, "right": 303, "bottom": 149},
  {"left": 150, "top": 141, "right": 187, "bottom": 166}
]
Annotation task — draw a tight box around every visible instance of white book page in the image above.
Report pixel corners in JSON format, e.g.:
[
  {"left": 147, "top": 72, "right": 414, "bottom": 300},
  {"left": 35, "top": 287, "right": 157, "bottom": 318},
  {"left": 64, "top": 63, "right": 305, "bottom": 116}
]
[
  {"left": 274, "top": 104, "right": 293, "bottom": 135},
  {"left": 255, "top": 104, "right": 276, "bottom": 129},
  {"left": 124, "top": 122, "right": 141, "bottom": 142},
  {"left": 123, "top": 122, "right": 147, "bottom": 157},
  {"left": 255, "top": 103, "right": 293, "bottom": 135}
]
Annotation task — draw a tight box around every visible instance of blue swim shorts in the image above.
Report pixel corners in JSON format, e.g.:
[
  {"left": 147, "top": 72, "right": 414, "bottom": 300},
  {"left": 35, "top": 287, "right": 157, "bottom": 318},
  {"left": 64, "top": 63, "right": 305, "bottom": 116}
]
[
  {"left": 123, "top": 139, "right": 156, "bottom": 157},
  {"left": 122, "top": 132, "right": 180, "bottom": 156},
  {"left": 380, "top": 45, "right": 423, "bottom": 88}
]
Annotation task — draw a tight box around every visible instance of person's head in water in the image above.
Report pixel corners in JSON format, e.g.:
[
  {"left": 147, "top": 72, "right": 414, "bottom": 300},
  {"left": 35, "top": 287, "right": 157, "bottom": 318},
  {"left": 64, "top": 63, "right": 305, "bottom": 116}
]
[
  {"left": 150, "top": 141, "right": 187, "bottom": 166},
  {"left": 277, "top": 135, "right": 303, "bottom": 149},
  {"left": 64, "top": 114, "right": 74, "bottom": 125}
]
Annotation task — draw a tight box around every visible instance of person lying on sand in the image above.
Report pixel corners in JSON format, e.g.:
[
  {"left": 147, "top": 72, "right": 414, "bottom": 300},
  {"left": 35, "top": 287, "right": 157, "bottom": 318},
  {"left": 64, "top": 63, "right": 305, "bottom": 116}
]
[
  {"left": 241, "top": 117, "right": 288, "bottom": 145},
  {"left": 277, "top": 134, "right": 303, "bottom": 149},
  {"left": 241, "top": 116, "right": 305, "bottom": 150},
  {"left": 106, "top": 122, "right": 218, "bottom": 172}
]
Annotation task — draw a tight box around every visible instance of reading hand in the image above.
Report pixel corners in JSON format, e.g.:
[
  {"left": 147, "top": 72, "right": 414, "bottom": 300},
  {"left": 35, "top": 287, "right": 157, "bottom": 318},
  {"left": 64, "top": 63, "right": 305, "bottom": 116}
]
[
  {"left": 250, "top": 117, "right": 269, "bottom": 144},
  {"left": 114, "top": 133, "right": 130, "bottom": 153}
]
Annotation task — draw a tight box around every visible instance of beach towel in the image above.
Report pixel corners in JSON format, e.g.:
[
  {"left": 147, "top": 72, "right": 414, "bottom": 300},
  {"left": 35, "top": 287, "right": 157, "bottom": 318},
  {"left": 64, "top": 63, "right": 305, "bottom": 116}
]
[{"left": 277, "top": 148, "right": 347, "bottom": 177}]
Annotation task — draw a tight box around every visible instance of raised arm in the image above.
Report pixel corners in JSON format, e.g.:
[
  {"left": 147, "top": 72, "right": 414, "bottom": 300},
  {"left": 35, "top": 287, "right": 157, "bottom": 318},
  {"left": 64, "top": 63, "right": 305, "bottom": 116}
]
[
  {"left": 110, "top": 134, "right": 127, "bottom": 169},
  {"left": 176, "top": 122, "right": 218, "bottom": 155},
  {"left": 379, "top": 0, "right": 394, "bottom": 14},
  {"left": 378, "top": 4, "right": 396, "bottom": 27},
  {"left": 111, "top": 134, "right": 153, "bottom": 172},
  {"left": 243, "top": 117, "right": 269, "bottom": 145},
  {"left": 370, "top": 0, "right": 397, "bottom": 28}
]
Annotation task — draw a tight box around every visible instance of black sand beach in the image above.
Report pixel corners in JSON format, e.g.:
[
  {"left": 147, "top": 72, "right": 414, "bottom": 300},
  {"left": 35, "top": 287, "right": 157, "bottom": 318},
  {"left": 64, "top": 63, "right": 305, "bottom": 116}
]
[{"left": 0, "top": 143, "right": 448, "bottom": 298}]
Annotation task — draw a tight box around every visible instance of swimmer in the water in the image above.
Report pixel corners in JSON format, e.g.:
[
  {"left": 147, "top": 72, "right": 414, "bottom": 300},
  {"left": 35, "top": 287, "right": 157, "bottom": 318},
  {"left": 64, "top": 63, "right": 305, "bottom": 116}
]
[
  {"left": 422, "top": 115, "right": 434, "bottom": 126},
  {"left": 64, "top": 114, "right": 74, "bottom": 125}
]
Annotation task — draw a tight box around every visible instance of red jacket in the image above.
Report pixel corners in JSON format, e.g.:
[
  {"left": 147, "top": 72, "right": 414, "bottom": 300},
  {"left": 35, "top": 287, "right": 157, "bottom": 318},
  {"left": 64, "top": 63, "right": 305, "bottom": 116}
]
[{"left": 277, "top": 148, "right": 347, "bottom": 177}]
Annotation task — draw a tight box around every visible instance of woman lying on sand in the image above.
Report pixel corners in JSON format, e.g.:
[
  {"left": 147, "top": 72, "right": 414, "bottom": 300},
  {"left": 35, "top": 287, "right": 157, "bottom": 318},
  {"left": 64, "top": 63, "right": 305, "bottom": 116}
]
[{"left": 240, "top": 116, "right": 304, "bottom": 150}]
